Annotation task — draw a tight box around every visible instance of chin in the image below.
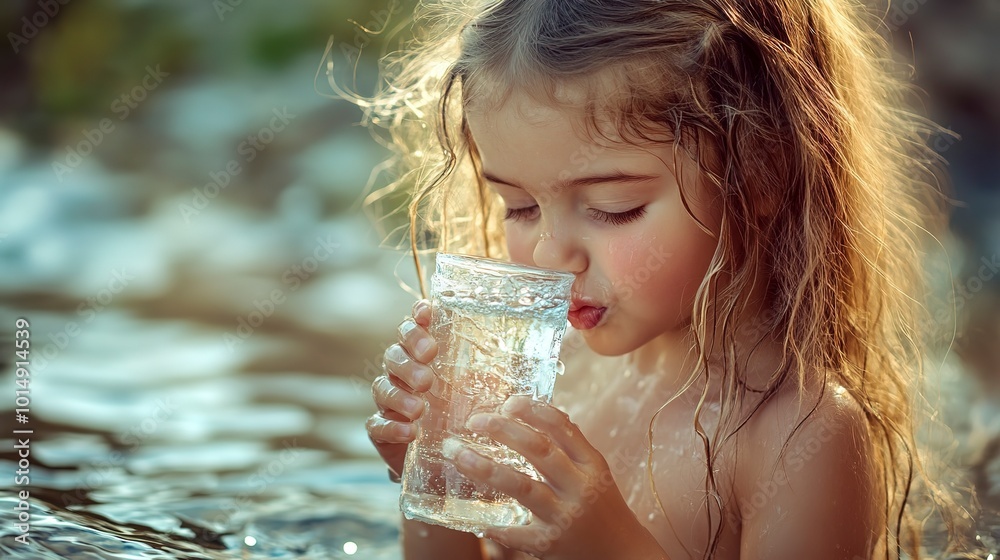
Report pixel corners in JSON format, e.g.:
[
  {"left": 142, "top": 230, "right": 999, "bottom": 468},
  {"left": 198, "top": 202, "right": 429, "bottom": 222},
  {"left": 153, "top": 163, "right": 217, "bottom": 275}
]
[{"left": 576, "top": 328, "right": 640, "bottom": 357}]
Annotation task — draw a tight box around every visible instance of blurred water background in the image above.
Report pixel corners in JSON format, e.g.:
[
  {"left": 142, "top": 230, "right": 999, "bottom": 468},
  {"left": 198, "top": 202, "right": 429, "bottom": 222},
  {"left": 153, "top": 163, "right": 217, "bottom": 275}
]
[{"left": 0, "top": 0, "right": 997, "bottom": 558}]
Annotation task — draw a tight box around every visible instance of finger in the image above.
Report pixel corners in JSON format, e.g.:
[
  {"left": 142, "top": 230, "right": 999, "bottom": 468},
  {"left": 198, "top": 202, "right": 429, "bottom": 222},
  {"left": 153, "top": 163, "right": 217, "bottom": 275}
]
[
  {"left": 383, "top": 343, "right": 435, "bottom": 393},
  {"left": 452, "top": 445, "right": 561, "bottom": 520},
  {"left": 398, "top": 318, "right": 438, "bottom": 363},
  {"left": 366, "top": 413, "right": 416, "bottom": 444},
  {"left": 372, "top": 374, "right": 426, "bottom": 421},
  {"left": 411, "top": 299, "right": 432, "bottom": 327},
  {"left": 466, "top": 413, "right": 579, "bottom": 492},
  {"left": 500, "top": 396, "right": 595, "bottom": 465},
  {"left": 482, "top": 524, "right": 560, "bottom": 558}
]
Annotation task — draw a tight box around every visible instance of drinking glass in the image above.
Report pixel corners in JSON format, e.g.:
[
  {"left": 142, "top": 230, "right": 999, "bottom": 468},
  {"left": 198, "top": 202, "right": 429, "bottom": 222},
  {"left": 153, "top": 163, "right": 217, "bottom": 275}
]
[{"left": 399, "top": 252, "right": 574, "bottom": 534}]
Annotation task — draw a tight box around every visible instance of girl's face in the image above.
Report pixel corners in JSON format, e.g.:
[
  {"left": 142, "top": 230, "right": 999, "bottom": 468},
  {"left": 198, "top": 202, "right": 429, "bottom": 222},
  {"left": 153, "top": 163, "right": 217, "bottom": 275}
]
[{"left": 466, "top": 89, "right": 721, "bottom": 358}]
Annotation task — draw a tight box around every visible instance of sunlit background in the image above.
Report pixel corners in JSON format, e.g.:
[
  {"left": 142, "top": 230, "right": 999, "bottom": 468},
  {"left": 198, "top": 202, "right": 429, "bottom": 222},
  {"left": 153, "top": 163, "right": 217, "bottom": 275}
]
[{"left": 0, "top": 1, "right": 997, "bottom": 558}]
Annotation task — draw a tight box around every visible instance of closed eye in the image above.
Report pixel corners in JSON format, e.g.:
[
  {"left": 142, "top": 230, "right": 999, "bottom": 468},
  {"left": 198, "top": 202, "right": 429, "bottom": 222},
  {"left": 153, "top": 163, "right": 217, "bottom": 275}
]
[
  {"left": 589, "top": 205, "right": 647, "bottom": 226},
  {"left": 503, "top": 205, "right": 539, "bottom": 222}
]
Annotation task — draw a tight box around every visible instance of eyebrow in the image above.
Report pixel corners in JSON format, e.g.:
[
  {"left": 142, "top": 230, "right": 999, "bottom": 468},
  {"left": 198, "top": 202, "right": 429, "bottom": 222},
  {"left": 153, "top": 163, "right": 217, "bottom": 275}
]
[{"left": 482, "top": 170, "right": 661, "bottom": 190}]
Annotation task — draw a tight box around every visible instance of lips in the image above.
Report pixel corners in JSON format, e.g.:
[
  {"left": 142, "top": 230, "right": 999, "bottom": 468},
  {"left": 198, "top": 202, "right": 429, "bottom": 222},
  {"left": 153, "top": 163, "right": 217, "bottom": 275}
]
[{"left": 568, "top": 296, "right": 606, "bottom": 330}]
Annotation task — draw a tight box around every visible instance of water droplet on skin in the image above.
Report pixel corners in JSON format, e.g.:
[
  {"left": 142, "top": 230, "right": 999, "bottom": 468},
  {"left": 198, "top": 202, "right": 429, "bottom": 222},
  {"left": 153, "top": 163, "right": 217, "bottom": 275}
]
[{"left": 648, "top": 512, "right": 655, "bottom": 521}]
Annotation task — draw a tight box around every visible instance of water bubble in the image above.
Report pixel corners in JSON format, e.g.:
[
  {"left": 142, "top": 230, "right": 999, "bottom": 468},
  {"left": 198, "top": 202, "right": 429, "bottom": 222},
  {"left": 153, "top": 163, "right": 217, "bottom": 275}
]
[
  {"left": 343, "top": 541, "right": 358, "bottom": 555},
  {"left": 244, "top": 536, "right": 257, "bottom": 546}
]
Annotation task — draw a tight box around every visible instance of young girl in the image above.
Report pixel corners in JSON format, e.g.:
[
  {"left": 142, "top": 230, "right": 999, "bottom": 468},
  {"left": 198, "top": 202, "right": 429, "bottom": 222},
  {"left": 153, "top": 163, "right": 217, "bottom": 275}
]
[{"left": 353, "top": 0, "right": 969, "bottom": 558}]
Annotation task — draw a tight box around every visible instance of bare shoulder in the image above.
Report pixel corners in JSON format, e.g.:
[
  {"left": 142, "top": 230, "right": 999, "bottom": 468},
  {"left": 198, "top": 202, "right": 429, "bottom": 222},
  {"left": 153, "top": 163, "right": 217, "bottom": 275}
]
[
  {"left": 734, "top": 374, "right": 884, "bottom": 558},
  {"left": 734, "top": 373, "right": 879, "bottom": 508},
  {"left": 741, "top": 375, "right": 871, "bottom": 462},
  {"left": 736, "top": 374, "right": 886, "bottom": 560}
]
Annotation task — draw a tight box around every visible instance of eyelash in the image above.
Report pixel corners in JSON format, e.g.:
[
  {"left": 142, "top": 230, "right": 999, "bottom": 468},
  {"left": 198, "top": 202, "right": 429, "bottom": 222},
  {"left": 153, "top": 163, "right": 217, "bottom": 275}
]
[{"left": 503, "top": 205, "right": 647, "bottom": 226}]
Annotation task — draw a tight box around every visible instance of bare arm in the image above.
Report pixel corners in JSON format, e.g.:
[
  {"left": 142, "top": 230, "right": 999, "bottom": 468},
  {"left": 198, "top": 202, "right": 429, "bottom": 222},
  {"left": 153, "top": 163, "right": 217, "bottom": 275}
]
[
  {"left": 402, "top": 518, "right": 485, "bottom": 560},
  {"left": 739, "top": 391, "right": 883, "bottom": 560}
]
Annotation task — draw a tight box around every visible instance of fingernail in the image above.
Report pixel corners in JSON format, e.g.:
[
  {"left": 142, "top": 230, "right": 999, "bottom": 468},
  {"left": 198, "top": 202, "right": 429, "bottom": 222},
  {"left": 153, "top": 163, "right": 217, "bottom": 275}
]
[
  {"left": 442, "top": 437, "right": 462, "bottom": 460},
  {"left": 386, "top": 344, "right": 409, "bottom": 366},
  {"left": 413, "top": 300, "right": 429, "bottom": 316},
  {"left": 399, "top": 320, "right": 418, "bottom": 338},
  {"left": 467, "top": 413, "right": 491, "bottom": 431},
  {"left": 457, "top": 449, "right": 481, "bottom": 468},
  {"left": 403, "top": 395, "right": 422, "bottom": 414},
  {"left": 415, "top": 338, "right": 432, "bottom": 356},
  {"left": 396, "top": 423, "right": 413, "bottom": 437},
  {"left": 414, "top": 367, "right": 433, "bottom": 386},
  {"left": 501, "top": 395, "right": 529, "bottom": 415}
]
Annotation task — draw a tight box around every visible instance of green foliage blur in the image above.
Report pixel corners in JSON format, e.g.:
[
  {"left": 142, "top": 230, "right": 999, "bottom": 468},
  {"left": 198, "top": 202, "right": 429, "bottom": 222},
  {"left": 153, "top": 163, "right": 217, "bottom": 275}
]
[{"left": 0, "top": 0, "right": 415, "bottom": 218}]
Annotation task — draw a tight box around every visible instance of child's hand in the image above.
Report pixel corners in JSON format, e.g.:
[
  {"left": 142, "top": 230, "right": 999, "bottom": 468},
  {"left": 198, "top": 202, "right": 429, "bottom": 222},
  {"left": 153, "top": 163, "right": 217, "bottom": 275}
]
[
  {"left": 454, "top": 395, "right": 667, "bottom": 560},
  {"left": 366, "top": 299, "right": 438, "bottom": 481}
]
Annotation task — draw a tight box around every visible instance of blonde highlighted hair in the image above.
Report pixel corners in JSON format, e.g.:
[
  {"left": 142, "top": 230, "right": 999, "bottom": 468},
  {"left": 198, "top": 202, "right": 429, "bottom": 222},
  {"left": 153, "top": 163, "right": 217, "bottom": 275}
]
[{"left": 333, "top": 0, "right": 972, "bottom": 557}]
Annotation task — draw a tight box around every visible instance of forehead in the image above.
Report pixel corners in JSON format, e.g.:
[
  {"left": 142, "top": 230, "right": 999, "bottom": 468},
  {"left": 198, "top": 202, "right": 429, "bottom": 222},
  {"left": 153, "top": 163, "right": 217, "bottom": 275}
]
[{"left": 465, "top": 88, "right": 672, "bottom": 175}]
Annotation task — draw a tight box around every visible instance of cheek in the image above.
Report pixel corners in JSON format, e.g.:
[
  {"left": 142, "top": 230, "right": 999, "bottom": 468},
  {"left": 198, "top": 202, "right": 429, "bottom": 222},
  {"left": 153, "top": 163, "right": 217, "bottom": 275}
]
[
  {"left": 606, "top": 234, "right": 649, "bottom": 273},
  {"left": 607, "top": 238, "right": 669, "bottom": 307},
  {"left": 605, "top": 225, "right": 715, "bottom": 302},
  {"left": 506, "top": 228, "right": 537, "bottom": 266}
]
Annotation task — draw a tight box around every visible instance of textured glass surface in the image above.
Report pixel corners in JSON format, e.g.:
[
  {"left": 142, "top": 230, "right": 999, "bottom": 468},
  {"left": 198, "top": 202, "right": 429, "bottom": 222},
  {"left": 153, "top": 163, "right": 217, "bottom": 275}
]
[{"left": 399, "top": 253, "right": 574, "bottom": 534}]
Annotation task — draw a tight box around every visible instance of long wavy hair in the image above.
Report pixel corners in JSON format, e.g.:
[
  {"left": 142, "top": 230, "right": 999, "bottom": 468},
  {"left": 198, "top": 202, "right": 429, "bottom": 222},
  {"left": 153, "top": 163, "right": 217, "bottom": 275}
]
[{"left": 332, "top": 0, "right": 972, "bottom": 557}]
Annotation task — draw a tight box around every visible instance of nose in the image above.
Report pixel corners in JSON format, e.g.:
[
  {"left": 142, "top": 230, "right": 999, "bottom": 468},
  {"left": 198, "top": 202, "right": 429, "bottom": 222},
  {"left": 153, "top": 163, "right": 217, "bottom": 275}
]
[{"left": 532, "top": 228, "right": 587, "bottom": 274}]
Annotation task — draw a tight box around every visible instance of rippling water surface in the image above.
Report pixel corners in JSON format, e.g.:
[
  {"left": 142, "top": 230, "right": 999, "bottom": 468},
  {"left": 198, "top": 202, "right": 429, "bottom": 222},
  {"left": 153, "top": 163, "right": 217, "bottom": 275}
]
[
  {"left": 0, "top": 308, "right": 414, "bottom": 559},
  {"left": 2, "top": 304, "right": 999, "bottom": 559},
  {"left": 0, "top": 122, "right": 420, "bottom": 556}
]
